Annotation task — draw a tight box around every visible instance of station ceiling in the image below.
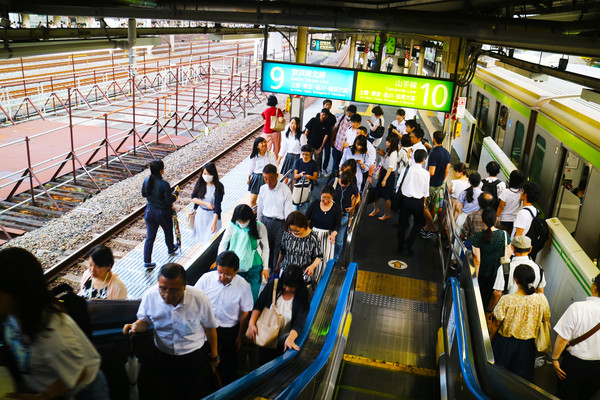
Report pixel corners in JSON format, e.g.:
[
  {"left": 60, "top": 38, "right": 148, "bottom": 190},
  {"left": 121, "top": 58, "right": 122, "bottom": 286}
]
[{"left": 4, "top": 0, "right": 600, "bottom": 57}]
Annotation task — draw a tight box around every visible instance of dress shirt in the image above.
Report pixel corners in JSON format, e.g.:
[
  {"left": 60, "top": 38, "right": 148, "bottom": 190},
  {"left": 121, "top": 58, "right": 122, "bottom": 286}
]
[
  {"left": 279, "top": 133, "right": 302, "bottom": 157},
  {"left": 400, "top": 164, "right": 430, "bottom": 199},
  {"left": 554, "top": 296, "right": 600, "bottom": 360},
  {"left": 195, "top": 272, "right": 254, "bottom": 328},
  {"left": 492, "top": 255, "right": 546, "bottom": 294},
  {"left": 334, "top": 115, "right": 352, "bottom": 151},
  {"left": 249, "top": 152, "right": 277, "bottom": 175},
  {"left": 344, "top": 127, "right": 358, "bottom": 148},
  {"left": 379, "top": 150, "right": 398, "bottom": 170},
  {"left": 137, "top": 286, "right": 218, "bottom": 355},
  {"left": 408, "top": 141, "right": 428, "bottom": 166},
  {"left": 511, "top": 205, "right": 537, "bottom": 239},
  {"left": 257, "top": 182, "right": 293, "bottom": 221},
  {"left": 391, "top": 119, "right": 406, "bottom": 135}
]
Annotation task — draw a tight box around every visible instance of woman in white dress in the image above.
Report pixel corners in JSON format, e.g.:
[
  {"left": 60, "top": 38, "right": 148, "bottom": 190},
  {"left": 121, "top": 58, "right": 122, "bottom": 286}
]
[{"left": 191, "top": 162, "right": 224, "bottom": 245}]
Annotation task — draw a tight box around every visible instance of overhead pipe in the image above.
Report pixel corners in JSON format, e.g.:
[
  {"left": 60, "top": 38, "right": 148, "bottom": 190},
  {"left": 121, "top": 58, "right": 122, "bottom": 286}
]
[{"left": 0, "top": 18, "right": 143, "bottom": 59}]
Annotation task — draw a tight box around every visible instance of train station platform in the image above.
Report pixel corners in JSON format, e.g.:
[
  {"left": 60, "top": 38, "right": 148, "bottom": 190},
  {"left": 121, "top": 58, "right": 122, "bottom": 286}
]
[{"left": 111, "top": 156, "right": 250, "bottom": 299}]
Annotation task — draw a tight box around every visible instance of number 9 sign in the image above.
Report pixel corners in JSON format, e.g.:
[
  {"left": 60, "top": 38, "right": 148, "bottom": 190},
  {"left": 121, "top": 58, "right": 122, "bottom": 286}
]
[{"left": 270, "top": 66, "right": 284, "bottom": 90}]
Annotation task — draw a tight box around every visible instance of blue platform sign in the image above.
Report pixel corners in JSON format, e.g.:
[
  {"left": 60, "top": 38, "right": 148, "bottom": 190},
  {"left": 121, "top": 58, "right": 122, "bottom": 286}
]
[{"left": 262, "top": 61, "right": 354, "bottom": 101}]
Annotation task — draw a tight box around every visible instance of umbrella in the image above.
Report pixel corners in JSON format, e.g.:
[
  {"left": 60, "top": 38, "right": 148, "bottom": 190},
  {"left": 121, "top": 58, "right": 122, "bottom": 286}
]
[
  {"left": 172, "top": 210, "right": 182, "bottom": 250},
  {"left": 125, "top": 335, "right": 140, "bottom": 400}
]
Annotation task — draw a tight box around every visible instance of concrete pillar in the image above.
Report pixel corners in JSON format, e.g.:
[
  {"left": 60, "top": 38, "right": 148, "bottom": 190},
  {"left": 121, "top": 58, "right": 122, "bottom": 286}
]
[
  {"left": 291, "top": 26, "right": 309, "bottom": 124},
  {"left": 376, "top": 32, "right": 386, "bottom": 71},
  {"left": 296, "top": 26, "right": 308, "bottom": 63},
  {"left": 418, "top": 41, "right": 425, "bottom": 75},
  {"left": 168, "top": 35, "right": 175, "bottom": 54},
  {"left": 22, "top": 14, "right": 30, "bottom": 28},
  {"left": 348, "top": 34, "right": 356, "bottom": 68}
]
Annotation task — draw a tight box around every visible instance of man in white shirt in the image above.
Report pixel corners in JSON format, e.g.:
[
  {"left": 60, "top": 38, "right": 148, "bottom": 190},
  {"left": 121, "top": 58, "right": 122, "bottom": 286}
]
[
  {"left": 396, "top": 149, "right": 430, "bottom": 256},
  {"left": 408, "top": 126, "right": 428, "bottom": 166},
  {"left": 511, "top": 181, "right": 546, "bottom": 260},
  {"left": 487, "top": 235, "right": 546, "bottom": 314},
  {"left": 551, "top": 273, "right": 600, "bottom": 400},
  {"left": 123, "top": 263, "right": 219, "bottom": 399},
  {"left": 195, "top": 251, "right": 253, "bottom": 384},
  {"left": 257, "top": 163, "right": 294, "bottom": 272}
]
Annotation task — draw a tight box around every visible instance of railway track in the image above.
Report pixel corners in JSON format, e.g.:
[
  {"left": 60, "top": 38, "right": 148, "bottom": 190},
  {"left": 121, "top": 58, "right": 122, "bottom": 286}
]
[{"left": 45, "top": 124, "right": 262, "bottom": 283}]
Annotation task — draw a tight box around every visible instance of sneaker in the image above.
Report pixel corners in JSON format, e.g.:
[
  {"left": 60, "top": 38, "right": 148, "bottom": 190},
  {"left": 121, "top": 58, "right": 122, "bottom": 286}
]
[
  {"left": 169, "top": 244, "right": 179, "bottom": 256},
  {"left": 144, "top": 262, "right": 156, "bottom": 270},
  {"left": 421, "top": 230, "right": 435, "bottom": 239}
]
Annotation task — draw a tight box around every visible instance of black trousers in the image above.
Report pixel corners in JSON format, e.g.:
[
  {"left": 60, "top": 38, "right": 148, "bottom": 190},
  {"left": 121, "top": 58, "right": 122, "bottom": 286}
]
[
  {"left": 396, "top": 196, "right": 425, "bottom": 250},
  {"left": 217, "top": 325, "right": 240, "bottom": 385},
  {"left": 263, "top": 216, "right": 285, "bottom": 272},
  {"left": 152, "top": 345, "right": 207, "bottom": 400},
  {"left": 558, "top": 351, "right": 600, "bottom": 400}
]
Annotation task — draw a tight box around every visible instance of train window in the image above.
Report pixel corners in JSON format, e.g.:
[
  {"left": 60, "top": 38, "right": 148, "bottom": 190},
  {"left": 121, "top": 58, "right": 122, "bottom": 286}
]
[
  {"left": 474, "top": 93, "right": 489, "bottom": 130},
  {"left": 510, "top": 121, "right": 525, "bottom": 167},
  {"left": 529, "top": 135, "right": 546, "bottom": 183},
  {"left": 494, "top": 105, "right": 508, "bottom": 148}
]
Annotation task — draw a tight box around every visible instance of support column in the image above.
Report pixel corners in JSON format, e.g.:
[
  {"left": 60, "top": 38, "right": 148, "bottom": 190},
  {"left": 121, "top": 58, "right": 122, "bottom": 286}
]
[
  {"left": 418, "top": 41, "right": 425, "bottom": 76},
  {"left": 376, "top": 32, "right": 386, "bottom": 72},
  {"left": 348, "top": 34, "right": 356, "bottom": 68},
  {"left": 22, "top": 14, "right": 30, "bottom": 28},
  {"left": 168, "top": 35, "right": 175, "bottom": 54},
  {"left": 291, "top": 26, "right": 308, "bottom": 124}
]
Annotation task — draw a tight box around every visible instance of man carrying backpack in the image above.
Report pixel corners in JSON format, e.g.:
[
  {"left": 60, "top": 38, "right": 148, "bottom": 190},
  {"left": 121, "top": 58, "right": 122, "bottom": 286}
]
[
  {"left": 486, "top": 235, "right": 546, "bottom": 316},
  {"left": 481, "top": 161, "right": 506, "bottom": 210},
  {"left": 512, "top": 181, "right": 549, "bottom": 261}
]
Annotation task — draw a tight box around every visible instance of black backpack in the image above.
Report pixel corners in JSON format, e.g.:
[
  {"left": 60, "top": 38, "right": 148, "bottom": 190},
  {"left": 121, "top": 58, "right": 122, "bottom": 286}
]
[
  {"left": 481, "top": 178, "right": 501, "bottom": 209},
  {"left": 524, "top": 207, "right": 550, "bottom": 256}
]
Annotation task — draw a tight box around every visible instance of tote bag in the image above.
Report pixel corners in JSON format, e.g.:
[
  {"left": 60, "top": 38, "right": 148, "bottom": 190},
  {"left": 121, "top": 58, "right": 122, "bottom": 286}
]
[
  {"left": 255, "top": 279, "right": 282, "bottom": 349},
  {"left": 270, "top": 109, "right": 286, "bottom": 131}
]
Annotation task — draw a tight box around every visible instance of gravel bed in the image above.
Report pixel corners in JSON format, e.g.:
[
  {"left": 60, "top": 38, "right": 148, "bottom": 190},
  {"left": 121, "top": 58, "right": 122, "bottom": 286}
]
[{"left": 1, "top": 95, "right": 288, "bottom": 269}]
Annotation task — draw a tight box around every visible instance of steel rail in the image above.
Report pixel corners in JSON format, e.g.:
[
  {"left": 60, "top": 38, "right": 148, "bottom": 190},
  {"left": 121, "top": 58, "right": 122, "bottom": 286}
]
[{"left": 44, "top": 124, "right": 264, "bottom": 281}]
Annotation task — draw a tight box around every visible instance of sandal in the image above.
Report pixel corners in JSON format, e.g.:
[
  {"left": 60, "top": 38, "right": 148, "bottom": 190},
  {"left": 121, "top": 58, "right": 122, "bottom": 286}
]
[
  {"left": 378, "top": 215, "right": 391, "bottom": 221},
  {"left": 368, "top": 210, "right": 379, "bottom": 217}
]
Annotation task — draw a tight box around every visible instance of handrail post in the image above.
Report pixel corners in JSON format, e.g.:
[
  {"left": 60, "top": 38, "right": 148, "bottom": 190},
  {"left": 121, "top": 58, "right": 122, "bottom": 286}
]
[
  {"left": 25, "top": 136, "right": 35, "bottom": 205},
  {"left": 132, "top": 74, "right": 136, "bottom": 155},
  {"left": 68, "top": 88, "right": 76, "bottom": 183},
  {"left": 104, "top": 114, "right": 109, "bottom": 165}
]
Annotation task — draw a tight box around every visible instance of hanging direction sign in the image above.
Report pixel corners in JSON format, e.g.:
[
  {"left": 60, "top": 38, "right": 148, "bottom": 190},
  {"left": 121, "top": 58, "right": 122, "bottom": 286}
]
[
  {"left": 261, "top": 61, "right": 454, "bottom": 111},
  {"left": 310, "top": 39, "right": 336, "bottom": 52},
  {"left": 354, "top": 71, "right": 454, "bottom": 112},
  {"left": 262, "top": 61, "right": 354, "bottom": 100}
]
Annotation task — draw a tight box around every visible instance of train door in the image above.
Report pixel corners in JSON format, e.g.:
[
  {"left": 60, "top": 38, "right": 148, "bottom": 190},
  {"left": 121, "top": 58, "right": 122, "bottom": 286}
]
[
  {"left": 509, "top": 121, "right": 526, "bottom": 168},
  {"left": 575, "top": 166, "right": 600, "bottom": 261},
  {"left": 492, "top": 104, "right": 508, "bottom": 149},
  {"left": 553, "top": 151, "right": 587, "bottom": 234},
  {"left": 527, "top": 128, "right": 561, "bottom": 217},
  {"left": 468, "top": 92, "right": 490, "bottom": 168}
]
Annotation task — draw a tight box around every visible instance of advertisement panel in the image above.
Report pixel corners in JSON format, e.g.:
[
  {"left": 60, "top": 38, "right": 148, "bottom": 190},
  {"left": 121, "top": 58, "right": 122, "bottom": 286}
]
[
  {"left": 262, "top": 61, "right": 354, "bottom": 100},
  {"left": 354, "top": 71, "right": 454, "bottom": 112}
]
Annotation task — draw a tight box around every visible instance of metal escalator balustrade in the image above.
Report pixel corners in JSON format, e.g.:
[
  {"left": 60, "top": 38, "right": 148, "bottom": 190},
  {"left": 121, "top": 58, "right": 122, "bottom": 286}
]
[{"left": 438, "top": 185, "right": 559, "bottom": 400}]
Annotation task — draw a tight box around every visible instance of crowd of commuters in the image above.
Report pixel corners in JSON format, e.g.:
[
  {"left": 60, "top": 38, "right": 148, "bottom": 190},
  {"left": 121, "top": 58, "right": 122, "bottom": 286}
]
[{"left": 2, "top": 98, "right": 598, "bottom": 400}]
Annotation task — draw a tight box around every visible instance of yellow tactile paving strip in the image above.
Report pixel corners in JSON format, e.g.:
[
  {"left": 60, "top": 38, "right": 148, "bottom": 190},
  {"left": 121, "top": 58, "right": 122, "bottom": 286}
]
[
  {"left": 342, "top": 354, "right": 437, "bottom": 377},
  {"left": 355, "top": 270, "right": 437, "bottom": 304}
]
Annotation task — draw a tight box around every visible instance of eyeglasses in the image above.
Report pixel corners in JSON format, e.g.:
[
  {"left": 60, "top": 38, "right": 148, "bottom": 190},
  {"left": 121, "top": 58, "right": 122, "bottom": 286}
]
[
  {"left": 158, "top": 286, "right": 183, "bottom": 295},
  {"left": 217, "top": 271, "right": 234, "bottom": 279}
]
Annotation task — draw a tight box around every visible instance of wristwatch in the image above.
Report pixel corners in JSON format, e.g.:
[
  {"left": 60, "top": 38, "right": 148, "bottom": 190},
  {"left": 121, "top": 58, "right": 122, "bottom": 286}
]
[{"left": 209, "top": 354, "right": 220, "bottom": 362}]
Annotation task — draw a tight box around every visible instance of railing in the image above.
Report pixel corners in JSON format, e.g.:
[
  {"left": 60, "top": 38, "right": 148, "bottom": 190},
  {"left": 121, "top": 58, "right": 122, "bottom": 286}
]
[{"left": 0, "top": 60, "right": 263, "bottom": 208}]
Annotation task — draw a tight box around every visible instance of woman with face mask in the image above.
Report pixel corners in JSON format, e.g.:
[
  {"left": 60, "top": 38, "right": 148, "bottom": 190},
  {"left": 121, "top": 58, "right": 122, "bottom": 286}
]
[
  {"left": 218, "top": 204, "right": 270, "bottom": 301},
  {"left": 191, "top": 162, "right": 224, "bottom": 245}
]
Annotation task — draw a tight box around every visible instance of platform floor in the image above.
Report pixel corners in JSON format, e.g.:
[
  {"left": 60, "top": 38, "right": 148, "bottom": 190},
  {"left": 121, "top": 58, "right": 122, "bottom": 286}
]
[
  {"left": 335, "top": 205, "right": 443, "bottom": 400},
  {"left": 112, "top": 157, "right": 250, "bottom": 299}
]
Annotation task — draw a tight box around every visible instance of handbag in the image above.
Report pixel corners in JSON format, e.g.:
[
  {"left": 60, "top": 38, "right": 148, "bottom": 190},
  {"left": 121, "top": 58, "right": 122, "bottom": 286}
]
[
  {"left": 186, "top": 208, "right": 196, "bottom": 230},
  {"left": 292, "top": 178, "right": 312, "bottom": 205},
  {"left": 536, "top": 304, "right": 552, "bottom": 353},
  {"left": 270, "top": 109, "right": 286, "bottom": 131},
  {"left": 255, "top": 279, "right": 282, "bottom": 349},
  {"left": 369, "top": 118, "right": 384, "bottom": 140}
]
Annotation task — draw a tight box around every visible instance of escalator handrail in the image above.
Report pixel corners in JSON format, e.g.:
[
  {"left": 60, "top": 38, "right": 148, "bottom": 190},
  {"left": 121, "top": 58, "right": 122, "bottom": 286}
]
[
  {"left": 275, "top": 262, "right": 358, "bottom": 400},
  {"left": 446, "top": 277, "right": 489, "bottom": 400},
  {"left": 202, "top": 258, "right": 336, "bottom": 400}
]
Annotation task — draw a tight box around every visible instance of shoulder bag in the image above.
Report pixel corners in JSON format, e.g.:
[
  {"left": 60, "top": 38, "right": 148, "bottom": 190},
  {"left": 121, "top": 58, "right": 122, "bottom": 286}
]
[
  {"left": 535, "top": 298, "right": 551, "bottom": 353},
  {"left": 255, "top": 279, "right": 282, "bottom": 349},
  {"left": 270, "top": 108, "right": 286, "bottom": 132},
  {"left": 567, "top": 321, "right": 600, "bottom": 348}
]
